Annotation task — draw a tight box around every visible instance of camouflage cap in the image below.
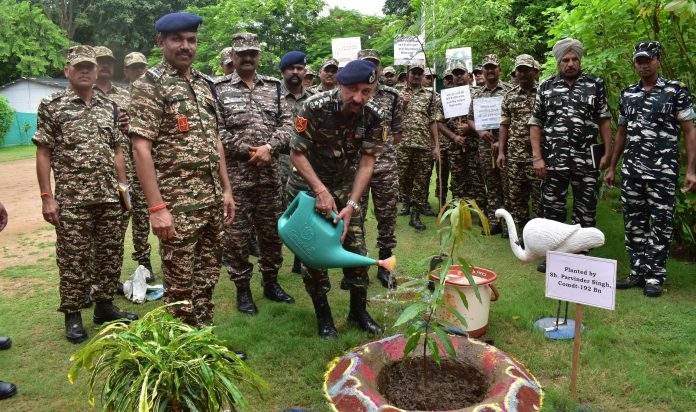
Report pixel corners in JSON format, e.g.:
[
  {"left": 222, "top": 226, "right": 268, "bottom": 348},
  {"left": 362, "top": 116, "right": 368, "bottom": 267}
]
[
  {"left": 320, "top": 58, "right": 339, "bottom": 70},
  {"left": 124, "top": 52, "right": 147, "bottom": 67},
  {"left": 450, "top": 60, "right": 468, "bottom": 73},
  {"left": 232, "top": 32, "right": 261, "bottom": 52},
  {"left": 397, "top": 71, "right": 407, "bottom": 80},
  {"left": 93, "top": 46, "right": 115, "bottom": 61},
  {"left": 383, "top": 66, "right": 396, "bottom": 75},
  {"left": 482, "top": 54, "right": 500, "bottom": 67},
  {"left": 443, "top": 68, "right": 453, "bottom": 78},
  {"left": 408, "top": 62, "right": 426, "bottom": 72},
  {"left": 67, "top": 45, "right": 97, "bottom": 66},
  {"left": 220, "top": 47, "right": 233, "bottom": 65},
  {"left": 305, "top": 68, "right": 316, "bottom": 77},
  {"left": 633, "top": 40, "right": 662, "bottom": 60},
  {"left": 357, "top": 49, "right": 381, "bottom": 64},
  {"left": 514, "top": 54, "right": 536, "bottom": 70},
  {"left": 532, "top": 59, "right": 541, "bottom": 71},
  {"left": 472, "top": 64, "right": 483, "bottom": 73}
]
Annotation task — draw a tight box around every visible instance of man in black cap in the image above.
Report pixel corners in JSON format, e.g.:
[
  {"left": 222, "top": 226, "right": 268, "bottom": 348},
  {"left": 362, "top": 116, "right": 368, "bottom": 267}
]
[
  {"left": 605, "top": 41, "right": 696, "bottom": 297},
  {"left": 288, "top": 59, "right": 385, "bottom": 338},
  {"left": 279, "top": 50, "right": 314, "bottom": 275},
  {"left": 129, "top": 12, "right": 238, "bottom": 329}
]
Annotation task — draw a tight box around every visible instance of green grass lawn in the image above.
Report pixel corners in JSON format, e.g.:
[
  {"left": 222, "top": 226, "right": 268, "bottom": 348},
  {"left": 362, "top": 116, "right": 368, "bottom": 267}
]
[
  {"left": 1, "top": 185, "right": 695, "bottom": 411},
  {"left": 0, "top": 145, "right": 35, "bottom": 163}
]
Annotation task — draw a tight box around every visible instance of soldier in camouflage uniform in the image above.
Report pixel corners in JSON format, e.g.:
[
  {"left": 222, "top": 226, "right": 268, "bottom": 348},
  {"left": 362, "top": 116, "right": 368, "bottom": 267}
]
[
  {"left": 289, "top": 59, "right": 385, "bottom": 338},
  {"left": 397, "top": 63, "right": 442, "bottom": 231},
  {"left": 93, "top": 46, "right": 155, "bottom": 276},
  {"left": 605, "top": 41, "right": 696, "bottom": 297},
  {"left": 467, "top": 54, "right": 509, "bottom": 235},
  {"left": 440, "top": 62, "right": 487, "bottom": 211},
  {"left": 309, "top": 58, "right": 338, "bottom": 94},
  {"left": 214, "top": 33, "right": 295, "bottom": 315},
  {"left": 220, "top": 47, "right": 234, "bottom": 75},
  {"left": 472, "top": 64, "right": 484, "bottom": 87},
  {"left": 303, "top": 68, "right": 316, "bottom": 89},
  {"left": 355, "top": 49, "right": 403, "bottom": 289},
  {"left": 382, "top": 65, "right": 397, "bottom": 87},
  {"left": 123, "top": 52, "right": 148, "bottom": 83},
  {"left": 529, "top": 38, "right": 612, "bottom": 272},
  {"left": 129, "top": 13, "right": 237, "bottom": 328},
  {"left": 33, "top": 45, "right": 138, "bottom": 344},
  {"left": 496, "top": 54, "right": 542, "bottom": 236},
  {"left": 278, "top": 51, "right": 315, "bottom": 275}
]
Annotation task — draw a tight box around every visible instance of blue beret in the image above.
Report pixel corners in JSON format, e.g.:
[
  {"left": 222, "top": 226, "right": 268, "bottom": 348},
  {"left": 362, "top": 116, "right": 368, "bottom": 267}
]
[
  {"left": 155, "top": 12, "right": 202, "bottom": 34},
  {"left": 336, "top": 60, "right": 377, "bottom": 86},
  {"left": 279, "top": 51, "right": 307, "bottom": 71}
]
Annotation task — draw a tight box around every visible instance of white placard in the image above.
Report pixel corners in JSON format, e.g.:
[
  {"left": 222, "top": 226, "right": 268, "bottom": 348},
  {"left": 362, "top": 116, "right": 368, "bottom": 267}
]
[
  {"left": 472, "top": 96, "right": 503, "bottom": 130},
  {"left": 545, "top": 251, "right": 617, "bottom": 310},
  {"left": 394, "top": 35, "right": 426, "bottom": 65},
  {"left": 445, "top": 47, "right": 473, "bottom": 72},
  {"left": 440, "top": 86, "right": 471, "bottom": 119},
  {"left": 331, "top": 37, "right": 362, "bottom": 67}
]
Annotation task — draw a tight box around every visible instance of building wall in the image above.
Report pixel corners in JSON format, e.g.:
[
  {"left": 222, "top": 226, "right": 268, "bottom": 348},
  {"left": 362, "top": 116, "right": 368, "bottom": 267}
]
[{"left": 1, "top": 81, "right": 63, "bottom": 147}]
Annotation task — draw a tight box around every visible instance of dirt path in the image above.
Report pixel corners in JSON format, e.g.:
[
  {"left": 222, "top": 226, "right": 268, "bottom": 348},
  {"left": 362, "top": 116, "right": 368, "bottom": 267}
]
[{"left": 0, "top": 158, "right": 55, "bottom": 270}]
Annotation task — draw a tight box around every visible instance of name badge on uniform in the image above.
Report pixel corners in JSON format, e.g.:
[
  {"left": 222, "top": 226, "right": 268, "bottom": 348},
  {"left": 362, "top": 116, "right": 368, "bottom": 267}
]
[{"left": 177, "top": 116, "right": 190, "bottom": 132}]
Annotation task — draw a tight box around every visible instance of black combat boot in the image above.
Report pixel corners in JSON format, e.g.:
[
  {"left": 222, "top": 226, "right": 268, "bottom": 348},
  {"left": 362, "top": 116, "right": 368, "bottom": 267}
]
[
  {"left": 0, "top": 381, "right": 17, "bottom": 400},
  {"left": 376, "top": 249, "right": 397, "bottom": 289},
  {"left": 347, "top": 288, "right": 383, "bottom": 335},
  {"left": 409, "top": 210, "right": 426, "bottom": 231},
  {"left": 421, "top": 204, "right": 437, "bottom": 217},
  {"left": 93, "top": 301, "right": 139, "bottom": 325},
  {"left": 262, "top": 274, "right": 295, "bottom": 304},
  {"left": 65, "top": 312, "right": 88, "bottom": 344},
  {"left": 0, "top": 336, "right": 11, "bottom": 350},
  {"left": 235, "top": 282, "right": 258, "bottom": 315},
  {"left": 399, "top": 202, "right": 411, "bottom": 216},
  {"left": 309, "top": 291, "right": 337, "bottom": 338},
  {"left": 616, "top": 274, "right": 645, "bottom": 289},
  {"left": 291, "top": 255, "right": 303, "bottom": 274}
]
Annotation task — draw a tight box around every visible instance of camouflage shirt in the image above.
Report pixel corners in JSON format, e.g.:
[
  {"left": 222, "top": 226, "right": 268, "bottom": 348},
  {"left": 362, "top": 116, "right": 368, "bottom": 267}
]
[
  {"left": 400, "top": 85, "right": 443, "bottom": 150},
  {"left": 370, "top": 84, "right": 403, "bottom": 173},
  {"left": 281, "top": 83, "right": 314, "bottom": 116},
  {"left": 32, "top": 89, "right": 121, "bottom": 208},
  {"left": 128, "top": 60, "right": 223, "bottom": 213},
  {"left": 289, "top": 89, "right": 385, "bottom": 191},
  {"left": 500, "top": 84, "right": 537, "bottom": 161},
  {"left": 468, "top": 81, "right": 510, "bottom": 129},
  {"left": 214, "top": 72, "right": 293, "bottom": 189},
  {"left": 529, "top": 73, "right": 611, "bottom": 170},
  {"left": 95, "top": 83, "right": 136, "bottom": 177},
  {"left": 446, "top": 115, "right": 477, "bottom": 152},
  {"left": 619, "top": 76, "right": 696, "bottom": 181}
]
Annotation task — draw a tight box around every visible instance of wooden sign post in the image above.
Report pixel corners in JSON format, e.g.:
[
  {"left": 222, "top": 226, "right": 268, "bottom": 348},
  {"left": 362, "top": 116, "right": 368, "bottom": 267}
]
[{"left": 545, "top": 251, "right": 616, "bottom": 400}]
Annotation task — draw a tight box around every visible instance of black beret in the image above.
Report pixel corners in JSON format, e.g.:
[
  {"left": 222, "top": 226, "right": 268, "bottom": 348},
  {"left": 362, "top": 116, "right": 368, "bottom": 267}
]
[
  {"left": 279, "top": 51, "right": 307, "bottom": 71},
  {"left": 155, "top": 12, "right": 202, "bottom": 34},
  {"left": 336, "top": 60, "right": 377, "bottom": 86}
]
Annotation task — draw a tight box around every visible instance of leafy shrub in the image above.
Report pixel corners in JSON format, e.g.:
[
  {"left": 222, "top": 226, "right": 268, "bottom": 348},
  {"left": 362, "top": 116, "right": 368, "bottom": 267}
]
[{"left": 0, "top": 96, "right": 14, "bottom": 145}]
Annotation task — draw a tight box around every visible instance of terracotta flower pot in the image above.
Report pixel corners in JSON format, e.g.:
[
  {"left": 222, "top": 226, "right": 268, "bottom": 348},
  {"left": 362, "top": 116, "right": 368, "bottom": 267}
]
[{"left": 324, "top": 334, "right": 543, "bottom": 411}]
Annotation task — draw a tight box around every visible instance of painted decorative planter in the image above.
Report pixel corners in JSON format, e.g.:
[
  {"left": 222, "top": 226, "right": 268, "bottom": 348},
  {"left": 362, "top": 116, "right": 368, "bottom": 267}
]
[{"left": 324, "top": 334, "right": 543, "bottom": 412}]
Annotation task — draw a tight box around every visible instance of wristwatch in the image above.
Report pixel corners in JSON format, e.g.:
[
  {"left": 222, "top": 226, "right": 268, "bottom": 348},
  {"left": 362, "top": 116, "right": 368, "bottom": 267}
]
[{"left": 346, "top": 199, "right": 361, "bottom": 212}]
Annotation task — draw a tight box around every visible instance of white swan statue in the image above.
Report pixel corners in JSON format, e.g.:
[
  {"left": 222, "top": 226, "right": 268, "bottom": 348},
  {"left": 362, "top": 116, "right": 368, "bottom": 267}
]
[{"left": 495, "top": 209, "right": 606, "bottom": 262}]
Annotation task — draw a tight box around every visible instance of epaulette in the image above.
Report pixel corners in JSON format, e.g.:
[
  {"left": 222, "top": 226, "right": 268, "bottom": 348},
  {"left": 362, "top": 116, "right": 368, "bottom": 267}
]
[
  {"left": 196, "top": 70, "right": 216, "bottom": 85},
  {"left": 41, "top": 89, "right": 67, "bottom": 105},
  {"left": 259, "top": 74, "right": 282, "bottom": 83},
  {"left": 304, "top": 90, "right": 334, "bottom": 107},
  {"left": 379, "top": 84, "right": 400, "bottom": 98},
  {"left": 213, "top": 73, "right": 233, "bottom": 85},
  {"left": 144, "top": 66, "right": 165, "bottom": 82}
]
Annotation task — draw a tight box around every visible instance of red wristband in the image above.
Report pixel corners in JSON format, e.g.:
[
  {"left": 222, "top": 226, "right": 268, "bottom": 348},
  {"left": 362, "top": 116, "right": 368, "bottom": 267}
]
[
  {"left": 40, "top": 192, "right": 52, "bottom": 199},
  {"left": 148, "top": 203, "right": 167, "bottom": 214}
]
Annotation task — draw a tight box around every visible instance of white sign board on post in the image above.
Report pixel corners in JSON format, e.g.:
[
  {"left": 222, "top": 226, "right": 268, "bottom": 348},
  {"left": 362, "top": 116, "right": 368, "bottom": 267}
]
[
  {"left": 472, "top": 96, "right": 503, "bottom": 130},
  {"left": 445, "top": 47, "right": 473, "bottom": 72},
  {"left": 440, "top": 86, "right": 471, "bottom": 119},
  {"left": 331, "top": 37, "right": 362, "bottom": 67},
  {"left": 394, "top": 35, "right": 426, "bottom": 65},
  {"left": 545, "top": 251, "right": 617, "bottom": 310}
]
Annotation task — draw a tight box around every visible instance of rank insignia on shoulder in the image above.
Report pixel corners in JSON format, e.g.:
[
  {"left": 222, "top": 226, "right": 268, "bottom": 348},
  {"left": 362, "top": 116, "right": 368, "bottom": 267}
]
[
  {"left": 295, "top": 116, "right": 308, "bottom": 133},
  {"left": 177, "top": 116, "right": 189, "bottom": 132}
]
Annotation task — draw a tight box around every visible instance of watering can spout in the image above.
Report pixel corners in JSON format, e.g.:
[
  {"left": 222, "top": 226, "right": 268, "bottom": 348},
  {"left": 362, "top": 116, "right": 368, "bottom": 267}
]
[{"left": 278, "top": 192, "right": 397, "bottom": 270}]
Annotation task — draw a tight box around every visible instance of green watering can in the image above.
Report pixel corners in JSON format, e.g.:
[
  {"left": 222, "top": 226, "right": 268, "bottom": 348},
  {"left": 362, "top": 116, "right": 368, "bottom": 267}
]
[{"left": 277, "top": 191, "right": 396, "bottom": 271}]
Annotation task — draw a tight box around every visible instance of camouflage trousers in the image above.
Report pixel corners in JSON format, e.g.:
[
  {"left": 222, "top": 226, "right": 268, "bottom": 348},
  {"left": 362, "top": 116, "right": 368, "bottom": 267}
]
[
  {"left": 360, "top": 161, "right": 398, "bottom": 251},
  {"left": 541, "top": 167, "right": 599, "bottom": 227},
  {"left": 477, "top": 138, "right": 504, "bottom": 222},
  {"left": 505, "top": 159, "right": 542, "bottom": 233},
  {"left": 225, "top": 184, "right": 283, "bottom": 285},
  {"left": 278, "top": 153, "right": 293, "bottom": 208},
  {"left": 161, "top": 205, "right": 223, "bottom": 326},
  {"left": 129, "top": 176, "right": 151, "bottom": 264},
  {"left": 397, "top": 146, "right": 433, "bottom": 211},
  {"left": 301, "top": 188, "right": 369, "bottom": 295},
  {"left": 56, "top": 203, "right": 127, "bottom": 313},
  {"left": 621, "top": 176, "right": 676, "bottom": 283},
  {"left": 449, "top": 147, "right": 487, "bottom": 211}
]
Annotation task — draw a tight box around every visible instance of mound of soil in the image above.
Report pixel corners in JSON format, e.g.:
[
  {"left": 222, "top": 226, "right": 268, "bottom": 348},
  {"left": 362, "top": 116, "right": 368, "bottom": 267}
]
[{"left": 377, "top": 357, "right": 489, "bottom": 410}]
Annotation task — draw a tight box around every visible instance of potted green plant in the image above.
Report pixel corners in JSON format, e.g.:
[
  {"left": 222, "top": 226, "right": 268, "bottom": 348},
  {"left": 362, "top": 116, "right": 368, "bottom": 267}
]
[
  {"left": 325, "top": 200, "right": 543, "bottom": 411},
  {"left": 68, "top": 302, "right": 267, "bottom": 411}
]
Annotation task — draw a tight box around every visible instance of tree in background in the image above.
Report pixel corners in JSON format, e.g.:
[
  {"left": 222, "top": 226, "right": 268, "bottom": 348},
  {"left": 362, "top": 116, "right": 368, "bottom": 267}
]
[
  {"left": 0, "top": 0, "right": 70, "bottom": 84},
  {"left": 0, "top": 96, "right": 14, "bottom": 145}
]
